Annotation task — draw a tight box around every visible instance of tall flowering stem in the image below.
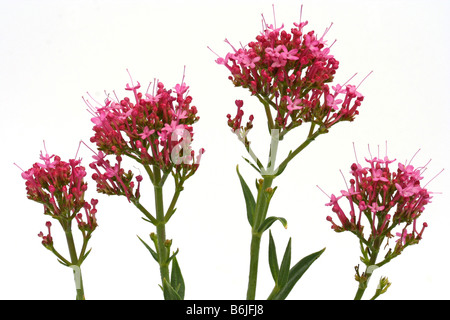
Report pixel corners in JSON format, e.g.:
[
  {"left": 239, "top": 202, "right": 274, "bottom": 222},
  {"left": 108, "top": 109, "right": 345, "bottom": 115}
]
[
  {"left": 212, "top": 7, "right": 365, "bottom": 300},
  {"left": 16, "top": 148, "right": 98, "bottom": 300},
  {"left": 86, "top": 73, "right": 204, "bottom": 299},
  {"left": 323, "top": 147, "right": 439, "bottom": 299}
]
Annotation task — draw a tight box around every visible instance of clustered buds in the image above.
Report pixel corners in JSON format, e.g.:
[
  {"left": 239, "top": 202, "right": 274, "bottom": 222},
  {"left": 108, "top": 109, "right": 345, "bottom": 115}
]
[
  {"left": 89, "top": 152, "right": 141, "bottom": 202},
  {"left": 212, "top": 17, "right": 365, "bottom": 133},
  {"left": 325, "top": 151, "right": 434, "bottom": 256},
  {"left": 75, "top": 199, "right": 99, "bottom": 232},
  {"left": 38, "top": 221, "right": 53, "bottom": 248},
  {"left": 87, "top": 76, "right": 204, "bottom": 177},
  {"left": 18, "top": 150, "right": 99, "bottom": 245},
  {"left": 227, "top": 100, "right": 254, "bottom": 146}
]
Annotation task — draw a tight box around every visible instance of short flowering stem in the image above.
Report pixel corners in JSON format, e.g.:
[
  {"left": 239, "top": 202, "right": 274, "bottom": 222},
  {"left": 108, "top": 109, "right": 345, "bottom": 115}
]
[
  {"left": 63, "top": 221, "right": 85, "bottom": 300},
  {"left": 354, "top": 239, "right": 381, "bottom": 300},
  {"left": 153, "top": 166, "right": 171, "bottom": 289},
  {"left": 164, "top": 185, "right": 183, "bottom": 223},
  {"left": 247, "top": 176, "right": 274, "bottom": 300},
  {"left": 132, "top": 199, "right": 158, "bottom": 225},
  {"left": 247, "top": 233, "right": 262, "bottom": 300},
  {"left": 256, "top": 94, "right": 275, "bottom": 131},
  {"left": 246, "top": 123, "right": 322, "bottom": 300},
  {"left": 276, "top": 127, "right": 324, "bottom": 174}
]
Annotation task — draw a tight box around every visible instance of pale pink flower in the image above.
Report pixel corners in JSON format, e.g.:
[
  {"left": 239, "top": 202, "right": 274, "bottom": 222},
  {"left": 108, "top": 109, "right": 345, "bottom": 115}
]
[
  {"left": 325, "top": 94, "right": 343, "bottom": 111},
  {"left": 286, "top": 96, "right": 302, "bottom": 113},
  {"left": 395, "top": 182, "right": 421, "bottom": 198},
  {"left": 139, "top": 126, "right": 155, "bottom": 140}
]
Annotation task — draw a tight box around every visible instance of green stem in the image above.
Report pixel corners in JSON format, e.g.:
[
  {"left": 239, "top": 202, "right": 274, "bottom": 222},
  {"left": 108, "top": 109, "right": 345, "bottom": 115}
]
[
  {"left": 267, "top": 284, "right": 280, "bottom": 300},
  {"left": 64, "top": 222, "right": 85, "bottom": 300},
  {"left": 164, "top": 186, "right": 182, "bottom": 223},
  {"left": 132, "top": 198, "right": 158, "bottom": 225},
  {"left": 246, "top": 119, "right": 322, "bottom": 300},
  {"left": 153, "top": 167, "right": 170, "bottom": 292},
  {"left": 247, "top": 233, "right": 262, "bottom": 300},
  {"left": 276, "top": 127, "right": 323, "bottom": 174},
  {"left": 256, "top": 93, "right": 275, "bottom": 131},
  {"left": 354, "top": 243, "right": 380, "bottom": 300},
  {"left": 246, "top": 176, "right": 274, "bottom": 300}
]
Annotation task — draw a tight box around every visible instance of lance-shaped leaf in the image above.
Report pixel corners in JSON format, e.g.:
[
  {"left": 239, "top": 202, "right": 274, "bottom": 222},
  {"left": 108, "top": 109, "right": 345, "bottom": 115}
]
[
  {"left": 57, "top": 259, "right": 70, "bottom": 267},
  {"left": 242, "top": 156, "right": 262, "bottom": 174},
  {"left": 277, "top": 238, "right": 292, "bottom": 288},
  {"left": 78, "top": 248, "right": 92, "bottom": 265},
  {"left": 163, "top": 278, "right": 182, "bottom": 300},
  {"left": 236, "top": 165, "right": 256, "bottom": 226},
  {"left": 171, "top": 257, "right": 185, "bottom": 300},
  {"left": 273, "top": 150, "right": 292, "bottom": 177},
  {"left": 271, "top": 247, "right": 326, "bottom": 300},
  {"left": 166, "top": 248, "right": 180, "bottom": 265},
  {"left": 268, "top": 231, "right": 279, "bottom": 282},
  {"left": 137, "top": 235, "right": 158, "bottom": 262},
  {"left": 257, "top": 216, "right": 288, "bottom": 234}
]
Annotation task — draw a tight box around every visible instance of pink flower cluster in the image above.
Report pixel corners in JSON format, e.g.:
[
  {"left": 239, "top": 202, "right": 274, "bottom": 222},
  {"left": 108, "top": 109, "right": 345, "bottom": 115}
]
[
  {"left": 212, "top": 18, "right": 365, "bottom": 130},
  {"left": 38, "top": 221, "right": 53, "bottom": 247},
  {"left": 89, "top": 152, "right": 142, "bottom": 202},
  {"left": 87, "top": 76, "right": 204, "bottom": 197},
  {"left": 325, "top": 153, "right": 433, "bottom": 252},
  {"left": 18, "top": 151, "right": 98, "bottom": 245},
  {"left": 227, "top": 100, "right": 254, "bottom": 135}
]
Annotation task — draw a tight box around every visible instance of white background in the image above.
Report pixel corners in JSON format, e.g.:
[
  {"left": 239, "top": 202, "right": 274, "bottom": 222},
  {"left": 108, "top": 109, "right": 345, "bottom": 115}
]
[{"left": 1, "top": 0, "right": 449, "bottom": 300}]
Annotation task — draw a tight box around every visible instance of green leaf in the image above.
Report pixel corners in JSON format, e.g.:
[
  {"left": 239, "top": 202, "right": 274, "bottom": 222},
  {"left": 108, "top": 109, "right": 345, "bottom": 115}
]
[
  {"left": 171, "top": 257, "right": 185, "bottom": 300},
  {"left": 163, "top": 278, "right": 182, "bottom": 300},
  {"left": 79, "top": 248, "right": 92, "bottom": 265},
  {"left": 277, "top": 238, "right": 292, "bottom": 288},
  {"left": 57, "top": 258, "right": 70, "bottom": 267},
  {"left": 236, "top": 165, "right": 256, "bottom": 227},
  {"left": 273, "top": 150, "right": 292, "bottom": 177},
  {"left": 268, "top": 231, "right": 279, "bottom": 282},
  {"left": 137, "top": 235, "right": 159, "bottom": 262},
  {"left": 271, "top": 247, "right": 326, "bottom": 300},
  {"left": 257, "top": 216, "right": 288, "bottom": 234},
  {"left": 166, "top": 248, "right": 179, "bottom": 264},
  {"left": 242, "top": 157, "right": 262, "bottom": 173}
]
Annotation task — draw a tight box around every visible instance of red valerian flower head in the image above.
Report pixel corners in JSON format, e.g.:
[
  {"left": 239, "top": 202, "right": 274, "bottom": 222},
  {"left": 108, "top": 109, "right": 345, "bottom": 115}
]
[
  {"left": 85, "top": 72, "right": 204, "bottom": 199},
  {"left": 16, "top": 145, "right": 99, "bottom": 246},
  {"left": 17, "top": 150, "right": 95, "bottom": 219},
  {"left": 323, "top": 145, "right": 442, "bottom": 257},
  {"left": 210, "top": 7, "right": 370, "bottom": 136}
]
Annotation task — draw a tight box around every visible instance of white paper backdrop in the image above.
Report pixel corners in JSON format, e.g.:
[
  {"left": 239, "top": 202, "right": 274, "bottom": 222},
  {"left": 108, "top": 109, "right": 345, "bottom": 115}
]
[{"left": 1, "top": 0, "right": 449, "bottom": 300}]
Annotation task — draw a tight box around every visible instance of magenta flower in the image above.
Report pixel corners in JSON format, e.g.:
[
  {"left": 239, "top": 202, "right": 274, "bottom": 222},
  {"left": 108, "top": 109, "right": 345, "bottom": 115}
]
[
  {"left": 17, "top": 148, "right": 99, "bottom": 299},
  {"left": 138, "top": 126, "right": 155, "bottom": 140},
  {"left": 368, "top": 202, "right": 385, "bottom": 213},
  {"left": 87, "top": 77, "right": 203, "bottom": 173},
  {"left": 18, "top": 152, "right": 97, "bottom": 222},
  {"left": 286, "top": 96, "right": 302, "bottom": 113},
  {"left": 395, "top": 229, "right": 408, "bottom": 246},
  {"left": 212, "top": 11, "right": 367, "bottom": 139},
  {"left": 174, "top": 82, "right": 189, "bottom": 95},
  {"left": 325, "top": 94, "right": 343, "bottom": 111},
  {"left": 323, "top": 146, "right": 440, "bottom": 300},
  {"left": 144, "top": 92, "right": 162, "bottom": 103},
  {"left": 324, "top": 147, "right": 436, "bottom": 259},
  {"left": 395, "top": 182, "right": 422, "bottom": 198}
]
